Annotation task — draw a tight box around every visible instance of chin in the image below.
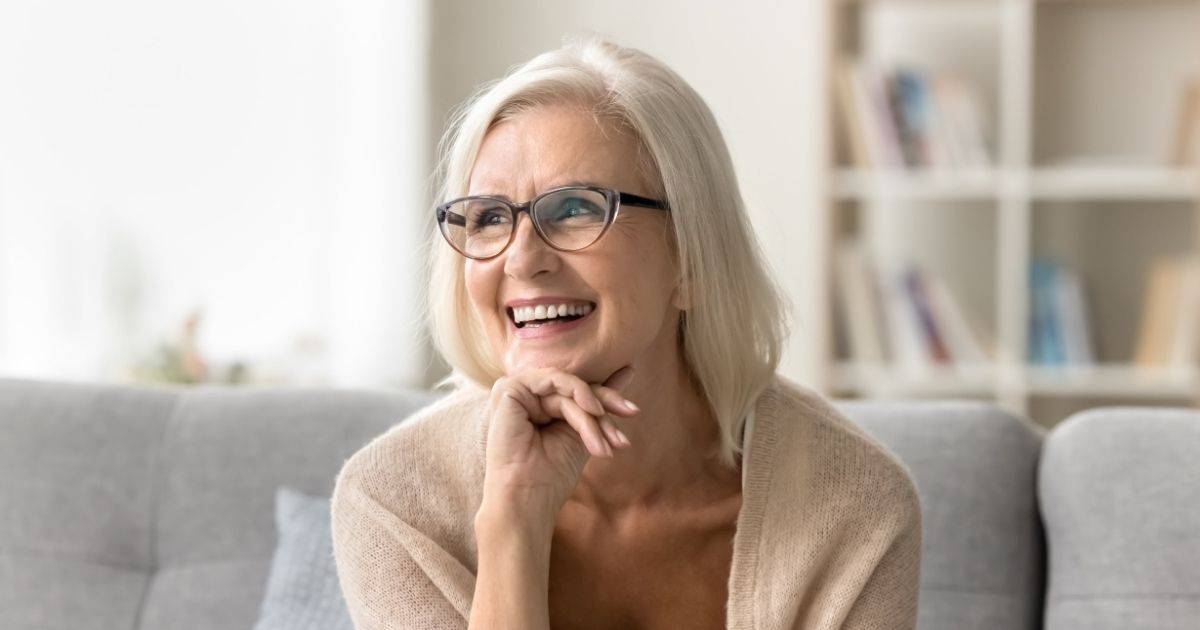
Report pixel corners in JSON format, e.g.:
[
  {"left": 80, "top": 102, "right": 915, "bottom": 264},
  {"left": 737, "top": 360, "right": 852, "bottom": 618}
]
[{"left": 503, "top": 352, "right": 611, "bottom": 383}]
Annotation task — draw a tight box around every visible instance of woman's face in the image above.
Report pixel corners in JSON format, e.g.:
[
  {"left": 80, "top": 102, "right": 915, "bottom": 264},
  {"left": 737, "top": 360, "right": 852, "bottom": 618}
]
[{"left": 464, "top": 104, "right": 684, "bottom": 383}]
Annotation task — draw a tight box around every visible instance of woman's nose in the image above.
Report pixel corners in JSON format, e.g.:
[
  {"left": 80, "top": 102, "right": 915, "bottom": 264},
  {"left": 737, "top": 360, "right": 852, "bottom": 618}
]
[{"left": 503, "top": 213, "right": 560, "bottom": 279}]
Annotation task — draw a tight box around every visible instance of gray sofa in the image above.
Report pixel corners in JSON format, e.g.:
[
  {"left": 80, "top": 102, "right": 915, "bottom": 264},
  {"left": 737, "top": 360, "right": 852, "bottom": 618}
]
[{"left": 2, "top": 378, "right": 1198, "bottom": 630}]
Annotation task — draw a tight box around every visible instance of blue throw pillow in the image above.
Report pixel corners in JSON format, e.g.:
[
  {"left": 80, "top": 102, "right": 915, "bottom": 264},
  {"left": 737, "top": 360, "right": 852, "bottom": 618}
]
[{"left": 253, "top": 487, "right": 355, "bottom": 630}]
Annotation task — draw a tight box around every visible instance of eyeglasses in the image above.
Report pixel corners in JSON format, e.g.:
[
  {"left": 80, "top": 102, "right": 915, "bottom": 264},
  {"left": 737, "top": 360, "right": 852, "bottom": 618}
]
[{"left": 435, "top": 186, "right": 669, "bottom": 260}]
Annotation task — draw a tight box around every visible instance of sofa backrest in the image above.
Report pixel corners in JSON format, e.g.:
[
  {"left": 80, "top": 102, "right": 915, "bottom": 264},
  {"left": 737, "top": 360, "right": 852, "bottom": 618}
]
[
  {"left": 18, "top": 379, "right": 1187, "bottom": 630},
  {"left": 1039, "top": 407, "right": 1200, "bottom": 630},
  {"left": 838, "top": 400, "right": 1046, "bottom": 630},
  {"left": 0, "top": 379, "right": 436, "bottom": 630}
]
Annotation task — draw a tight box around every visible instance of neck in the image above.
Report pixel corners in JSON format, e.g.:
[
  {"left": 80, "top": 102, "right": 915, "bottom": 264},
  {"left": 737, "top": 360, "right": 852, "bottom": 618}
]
[{"left": 568, "top": 349, "right": 741, "bottom": 516}]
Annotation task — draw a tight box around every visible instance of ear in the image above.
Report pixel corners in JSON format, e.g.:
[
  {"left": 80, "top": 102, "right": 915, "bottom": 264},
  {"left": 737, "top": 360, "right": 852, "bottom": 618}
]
[{"left": 670, "top": 279, "right": 693, "bottom": 311}]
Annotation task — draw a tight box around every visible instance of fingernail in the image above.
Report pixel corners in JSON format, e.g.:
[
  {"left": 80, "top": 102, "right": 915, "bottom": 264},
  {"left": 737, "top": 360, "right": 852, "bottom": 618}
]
[
  {"left": 623, "top": 399, "right": 639, "bottom": 413},
  {"left": 616, "top": 429, "right": 631, "bottom": 446}
]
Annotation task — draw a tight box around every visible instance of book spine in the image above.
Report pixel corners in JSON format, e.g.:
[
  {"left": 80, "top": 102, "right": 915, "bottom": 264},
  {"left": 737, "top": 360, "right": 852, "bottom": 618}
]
[{"left": 904, "top": 267, "right": 952, "bottom": 364}]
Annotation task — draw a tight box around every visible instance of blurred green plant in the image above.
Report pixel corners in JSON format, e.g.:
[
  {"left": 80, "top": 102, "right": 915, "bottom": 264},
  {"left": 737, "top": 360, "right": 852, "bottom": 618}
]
[{"left": 129, "top": 309, "right": 249, "bottom": 385}]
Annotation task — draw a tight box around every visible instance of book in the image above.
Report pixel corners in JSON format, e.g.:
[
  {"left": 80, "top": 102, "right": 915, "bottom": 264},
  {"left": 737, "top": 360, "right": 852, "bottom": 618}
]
[
  {"left": 1169, "top": 257, "right": 1200, "bottom": 369},
  {"left": 835, "top": 60, "right": 874, "bottom": 169},
  {"left": 1134, "top": 257, "right": 1187, "bottom": 366},
  {"left": 903, "top": 267, "right": 952, "bottom": 364},
  {"left": 893, "top": 69, "right": 932, "bottom": 169},
  {"left": 1171, "top": 79, "right": 1199, "bottom": 167},
  {"left": 858, "top": 63, "right": 905, "bottom": 169},
  {"left": 883, "top": 264, "right": 931, "bottom": 372},
  {"left": 924, "top": 271, "right": 990, "bottom": 364},
  {"left": 835, "top": 240, "right": 887, "bottom": 363},
  {"left": 1029, "top": 258, "right": 1065, "bottom": 366},
  {"left": 834, "top": 59, "right": 991, "bottom": 170},
  {"left": 1054, "top": 265, "right": 1095, "bottom": 366}
]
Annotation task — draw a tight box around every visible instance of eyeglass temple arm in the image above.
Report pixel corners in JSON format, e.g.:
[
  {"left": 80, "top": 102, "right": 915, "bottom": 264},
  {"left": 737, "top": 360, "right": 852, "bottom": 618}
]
[
  {"left": 439, "top": 208, "right": 468, "bottom": 226},
  {"left": 618, "top": 192, "right": 669, "bottom": 211}
]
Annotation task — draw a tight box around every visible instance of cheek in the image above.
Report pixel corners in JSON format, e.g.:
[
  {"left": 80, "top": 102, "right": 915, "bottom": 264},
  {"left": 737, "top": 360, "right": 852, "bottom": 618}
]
[
  {"left": 603, "top": 258, "right": 675, "bottom": 333},
  {"left": 464, "top": 263, "right": 498, "bottom": 325}
]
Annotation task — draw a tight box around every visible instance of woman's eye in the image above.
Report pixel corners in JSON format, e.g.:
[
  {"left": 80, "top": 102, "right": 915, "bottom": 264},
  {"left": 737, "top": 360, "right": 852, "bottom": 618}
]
[
  {"left": 472, "top": 208, "right": 510, "bottom": 227},
  {"left": 555, "top": 200, "right": 602, "bottom": 219}
]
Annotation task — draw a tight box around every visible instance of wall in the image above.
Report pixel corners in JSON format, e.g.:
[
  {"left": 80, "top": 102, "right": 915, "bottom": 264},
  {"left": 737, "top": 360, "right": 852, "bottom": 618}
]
[
  {"left": 0, "top": 0, "right": 431, "bottom": 387},
  {"left": 429, "top": 0, "right": 828, "bottom": 385}
]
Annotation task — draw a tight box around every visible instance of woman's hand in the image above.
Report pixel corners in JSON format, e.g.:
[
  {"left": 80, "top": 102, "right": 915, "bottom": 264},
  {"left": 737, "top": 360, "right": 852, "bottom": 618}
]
[{"left": 479, "top": 366, "right": 639, "bottom": 519}]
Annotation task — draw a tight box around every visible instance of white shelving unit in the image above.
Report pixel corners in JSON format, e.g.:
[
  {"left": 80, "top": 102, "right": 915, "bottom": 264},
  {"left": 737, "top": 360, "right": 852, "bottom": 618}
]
[{"left": 820, "top": 0, "right": 1200, "bottom": 426}]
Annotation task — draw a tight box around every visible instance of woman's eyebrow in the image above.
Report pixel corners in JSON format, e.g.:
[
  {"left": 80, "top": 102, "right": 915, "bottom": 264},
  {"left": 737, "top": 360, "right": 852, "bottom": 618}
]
[
  {"left": 552, "top": 179, "right": 604, "bottom": 189},
  {"left": 465, "top": 181, "right": 608, "bottom": 200}
]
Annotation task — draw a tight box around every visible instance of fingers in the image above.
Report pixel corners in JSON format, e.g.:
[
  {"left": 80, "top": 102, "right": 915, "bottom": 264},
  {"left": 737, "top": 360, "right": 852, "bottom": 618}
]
[
  {"left": 559, "top": 398, "right": 613, "bottom": 458},
  {"left": 529, "top": 372, "right": 606, "bottom": 417},
  {"left": 591, "top": 384, "right": 639, "bottom": 417},
  {"left": 598, "top": 415, "right": 630, "bottom": 450},
  {"left": 517, "top": 368, "right": 641, "bottom": 458}
]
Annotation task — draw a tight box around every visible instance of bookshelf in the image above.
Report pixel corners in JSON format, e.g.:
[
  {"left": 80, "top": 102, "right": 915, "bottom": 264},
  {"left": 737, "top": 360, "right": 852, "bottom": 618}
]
[{"left": 820, "top": 0, "right": 1200, "bottom": 426}]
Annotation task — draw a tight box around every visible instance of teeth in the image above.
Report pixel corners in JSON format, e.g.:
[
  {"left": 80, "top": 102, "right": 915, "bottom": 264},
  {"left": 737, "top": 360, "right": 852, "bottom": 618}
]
[{"left": 511, "top": 302, "right": 593, "bottom": 324}]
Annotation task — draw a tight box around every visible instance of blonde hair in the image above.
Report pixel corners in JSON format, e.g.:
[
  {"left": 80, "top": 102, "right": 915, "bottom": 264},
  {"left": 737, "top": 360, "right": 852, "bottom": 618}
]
[{"left": 427, "top": 37, "right": 787, "bottom": 468}]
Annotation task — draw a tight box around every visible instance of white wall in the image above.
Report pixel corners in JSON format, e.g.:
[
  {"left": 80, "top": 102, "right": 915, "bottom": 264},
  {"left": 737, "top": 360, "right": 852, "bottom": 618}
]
[
  {"left": 0, "top": 0, "right": 430, "bottom": 387},
  {"left": 0, "top": 0, "right": 827, "bottom": 388},
  {"left": 430, "top": 1, "right": 828, "bottom": 385}
]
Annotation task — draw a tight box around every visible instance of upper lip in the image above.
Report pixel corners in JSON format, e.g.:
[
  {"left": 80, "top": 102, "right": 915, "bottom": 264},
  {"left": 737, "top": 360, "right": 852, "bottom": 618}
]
[{"left": 504, "top": 296, "right": 595, "bottom": 309}]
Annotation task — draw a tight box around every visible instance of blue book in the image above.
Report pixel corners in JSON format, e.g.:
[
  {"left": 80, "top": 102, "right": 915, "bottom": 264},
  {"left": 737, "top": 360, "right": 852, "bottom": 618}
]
[{"left": 1030, "top": 258, "right": 1065, "bottom": 365}]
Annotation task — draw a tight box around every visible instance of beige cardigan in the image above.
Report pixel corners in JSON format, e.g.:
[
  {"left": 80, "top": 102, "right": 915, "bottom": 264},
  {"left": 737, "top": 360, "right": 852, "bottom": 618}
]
[{"left": 331, "top": 377, "right": 922, "bottom": 629}]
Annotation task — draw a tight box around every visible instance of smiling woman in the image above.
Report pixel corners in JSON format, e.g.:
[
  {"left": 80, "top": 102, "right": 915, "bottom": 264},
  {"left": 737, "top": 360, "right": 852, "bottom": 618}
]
[{"left": 331, "top": 37, "right": 923, "bottom": 630}]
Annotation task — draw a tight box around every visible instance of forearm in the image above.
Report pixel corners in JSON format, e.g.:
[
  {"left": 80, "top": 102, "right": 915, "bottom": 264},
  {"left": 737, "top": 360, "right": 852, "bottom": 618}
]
[{"left": 469, "top": 499, "right": 558, "bottom": 630}]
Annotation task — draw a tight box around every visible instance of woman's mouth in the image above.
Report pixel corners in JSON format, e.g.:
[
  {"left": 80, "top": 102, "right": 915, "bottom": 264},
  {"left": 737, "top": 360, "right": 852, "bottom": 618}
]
[{"left": 508, "top": 302, "right": 595, "bottom": 329}]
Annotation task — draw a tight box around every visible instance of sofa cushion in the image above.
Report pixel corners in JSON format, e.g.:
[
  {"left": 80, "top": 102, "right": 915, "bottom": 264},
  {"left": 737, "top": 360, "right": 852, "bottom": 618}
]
[
  {"left": 0, "top": 378, "right": 437, "bottom": 630},
  {"left": 838, "top": 400, "right": 1046, "bottom": 630},
  {"left": 253, "top": 487, "right": 353, "bottom": 630},
  {"left": 1039, "top": 407, "right": 1200, "bottom": 629},
  {"left": 0, "top": 379, "right": 174, "bottom": 630}
]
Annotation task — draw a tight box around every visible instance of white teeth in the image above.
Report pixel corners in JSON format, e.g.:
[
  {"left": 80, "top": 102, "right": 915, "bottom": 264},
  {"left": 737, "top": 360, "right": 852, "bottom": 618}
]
[{"left": 511, "top": 302, "right": 593, "bottom": 324}]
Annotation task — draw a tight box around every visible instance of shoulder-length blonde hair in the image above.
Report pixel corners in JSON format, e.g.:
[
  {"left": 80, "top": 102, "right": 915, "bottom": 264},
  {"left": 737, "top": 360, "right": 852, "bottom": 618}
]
[{"left": 427, "top": 37, "right": 787, "bottom": 468}]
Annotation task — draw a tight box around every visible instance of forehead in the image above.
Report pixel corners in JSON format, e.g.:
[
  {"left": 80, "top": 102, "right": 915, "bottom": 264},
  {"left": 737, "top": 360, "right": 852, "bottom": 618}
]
[{"left": 467, "top": 104, "right": 646, "bottom": 197}]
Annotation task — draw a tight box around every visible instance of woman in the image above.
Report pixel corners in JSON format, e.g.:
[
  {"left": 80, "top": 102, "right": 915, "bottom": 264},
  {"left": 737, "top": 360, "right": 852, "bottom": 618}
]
[{"left": 332, "top": 38, "right": 921, "bottom": 630}]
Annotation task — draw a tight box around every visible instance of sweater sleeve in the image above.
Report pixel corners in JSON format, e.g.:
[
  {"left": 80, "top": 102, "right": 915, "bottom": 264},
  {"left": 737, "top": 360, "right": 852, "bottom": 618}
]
[
  {"left": 331, "top": 458, "right": 475, "bottom": 630},
  {"left": 840, "top": 484, "right": 924, "bottom": 630}
]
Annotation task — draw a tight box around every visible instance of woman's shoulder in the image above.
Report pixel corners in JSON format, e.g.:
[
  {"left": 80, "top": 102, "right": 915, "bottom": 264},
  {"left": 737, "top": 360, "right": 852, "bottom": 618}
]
[
  {"left": 333, "top": 383, "right": 492, "bottom": 523},
  {"left": 755, "top": 376, "right": 920, "bottom": 515}
]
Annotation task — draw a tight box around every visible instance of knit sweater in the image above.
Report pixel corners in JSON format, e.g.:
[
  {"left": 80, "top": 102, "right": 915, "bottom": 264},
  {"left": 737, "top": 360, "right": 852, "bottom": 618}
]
[{"left": 331, "top": 376, "right": 923, "bottom": 629}]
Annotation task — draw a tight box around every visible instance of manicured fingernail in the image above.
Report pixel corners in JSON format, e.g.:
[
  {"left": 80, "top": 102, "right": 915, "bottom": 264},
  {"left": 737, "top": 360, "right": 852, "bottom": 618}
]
[
  {"left": 615, "top": 429, "right": 631, "bottom": 446},
  {"left": 623, "top": 399, "right": 639, "bottom": 413}
]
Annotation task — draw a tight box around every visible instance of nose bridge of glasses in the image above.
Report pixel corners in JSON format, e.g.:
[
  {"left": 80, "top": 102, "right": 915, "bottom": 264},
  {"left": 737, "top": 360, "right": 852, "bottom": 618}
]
[{"left": 507, "top": 204, "right": 552, "bottom": 252}]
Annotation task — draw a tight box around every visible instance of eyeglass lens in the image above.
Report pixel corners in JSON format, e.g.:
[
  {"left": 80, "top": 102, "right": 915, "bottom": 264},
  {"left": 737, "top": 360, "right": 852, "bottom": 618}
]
[{"left": 441, "top": 188, "right": 612, "bottom": 258}]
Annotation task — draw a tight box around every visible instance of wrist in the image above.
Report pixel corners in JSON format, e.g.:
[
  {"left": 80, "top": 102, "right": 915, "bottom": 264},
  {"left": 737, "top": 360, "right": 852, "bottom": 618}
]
[{"left": 475, "top": 492, "right": 559, "bottom": 542}]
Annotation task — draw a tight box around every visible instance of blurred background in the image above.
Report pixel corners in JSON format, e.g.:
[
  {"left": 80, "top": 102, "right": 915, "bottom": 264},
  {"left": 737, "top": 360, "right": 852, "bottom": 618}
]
[{"left": 1, "top": 0, "right": 1197, "bottom": 427}]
